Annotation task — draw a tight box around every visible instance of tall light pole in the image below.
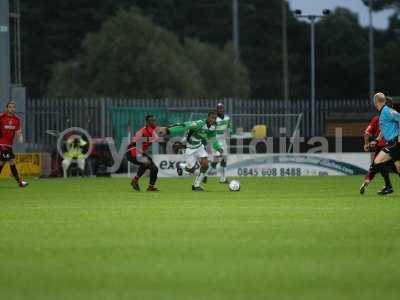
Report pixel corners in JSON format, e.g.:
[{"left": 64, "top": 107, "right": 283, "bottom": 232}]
[
  {"left": 282, "top": 1, "right": 290, "bottom": 134},
  {"left": 282, "top": 0, "right": 289, "bottom": 103},
  {"left": 232, "top": 0, "right": 240, "bottom": 64},
  {"left": 0, "top": 0, "right": 11, "bottom": 108},
  {"left": 232, "top": 0, "right": 240, "bottom": 100},
  {"left": 294, "top": 9, "right": 330, "bottom": 136},
  {"left": 368, "top": 0, "right": 375, "bottom": 101}
]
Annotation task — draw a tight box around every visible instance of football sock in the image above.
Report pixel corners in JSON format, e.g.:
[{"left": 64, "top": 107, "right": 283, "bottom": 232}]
[
  {"left": 382, "top": 168, "right": 392, "bottom": 188},
  {"left": 136, "top": 165, "right": 147, "bottom": 178},
  {"left": 220, "top": 166, "right": 226, "bottom": 182},
  {"left": 208, "top": 162, "right": 217, "bottom": 175},
  {"left": 220, "top": 159, "right": 227, "bottom": 181},
  {"left": 367, "top": 163, "right": 379, "bottom": 181},
  {"left": 365, "top": 168, "right": 375, "bottom": 181},
  {"left": 0, "top": 163, "right": 4, "bottom": 174},
  {"left": 369, "top": 163, "right": 392, "bottom": 187},
  {"left": 194, "top": 171, "right": 206, "bottom": 187},
  {"left": 149, "top": 164, "right": 158, "bottom": 185},
  {"left": 10, "top": 165, "right": 20, "bottom": 183}
]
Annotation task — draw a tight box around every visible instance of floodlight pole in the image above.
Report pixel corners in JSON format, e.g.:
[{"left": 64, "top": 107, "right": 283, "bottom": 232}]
[
  {"left": 297, "top": 14, "right": 320, "bottom": 137},
  {"left": 310, "top": 17, "right": 316, "bottom": 137},
  {"left": 294, "top": 10, "right": 329, "bottom": 136},
  {"left": 232, "top": 0, "right": 240, "bottom": 99},
  {"left": 368, "top": 0, "right": 375, "bottom": 102},
  {"left": 0, "top": 0, "right": 11, "bottom": 108},
  {"left": 232, "top": 0, "right": 240, "bottom": 64},
  {"left": 282, "top": 1, "right": 290, "bottom": 135}
]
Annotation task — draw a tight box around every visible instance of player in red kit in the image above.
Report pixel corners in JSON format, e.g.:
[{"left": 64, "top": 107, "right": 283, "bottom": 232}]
[
  {"left": 125, "top": 115, "right": 166, "bottom": 192},
  {"left": 360, "top": 115, "right": 393, "bottom": 195},
  {"left": 0, "top": 101, "right": 28, "bottom": 187}
]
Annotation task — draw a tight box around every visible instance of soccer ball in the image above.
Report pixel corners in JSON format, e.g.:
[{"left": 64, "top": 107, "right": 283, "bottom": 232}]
[{"left": 229, "top": 180, "right": 240, "bottom": 192}]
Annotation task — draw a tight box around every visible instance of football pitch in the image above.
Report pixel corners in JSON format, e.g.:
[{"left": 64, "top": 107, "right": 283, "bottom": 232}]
[{"left": 0, "top": 176, "right": 399, "bottom": 300}]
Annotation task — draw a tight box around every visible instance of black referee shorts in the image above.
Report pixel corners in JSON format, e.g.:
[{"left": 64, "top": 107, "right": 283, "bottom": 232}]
[
  {"left": 0, "top": 146, "right": 15, "bottom": 162},
  {"left": 383, "top": 140, "right": 400, "bottom": 161}
]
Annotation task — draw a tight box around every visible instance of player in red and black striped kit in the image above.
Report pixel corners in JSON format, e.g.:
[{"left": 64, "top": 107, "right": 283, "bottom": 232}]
[
  {"left": 0, "top": 101, "right": 28, "bottom": 188},
  {"left": 125, "top": 115, "right": 166, "bottom": 192}
]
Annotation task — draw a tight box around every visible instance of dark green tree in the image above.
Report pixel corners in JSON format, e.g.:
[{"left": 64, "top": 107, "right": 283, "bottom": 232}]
[
  {"left": 21, "top": 0, "right": 135, "bottom": 97},
  {"left": 21, "top": 0, "right": 400, "bottom": 99},
  {"left": 47, "top": 8, "right": 250, "bottom": 98},
  {"left": 362, "top": 0, "right": 400, "bottom": 10},
  {"left": 316, "top": 8, "right": 370, "bottom": 98}
]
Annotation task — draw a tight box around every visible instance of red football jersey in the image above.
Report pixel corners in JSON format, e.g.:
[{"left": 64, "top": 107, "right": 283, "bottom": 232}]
[
  {"left": 0, "top": 113, "right": 21, "bottom": 148},
  {"left": 365, "top": 115, "right": 386, "bottom": 147},
  {"left": 127, "top": 125, "right": 159, "bottom": 157}
]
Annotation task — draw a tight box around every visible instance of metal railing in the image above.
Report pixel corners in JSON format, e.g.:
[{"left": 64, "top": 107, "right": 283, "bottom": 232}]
[{"left": 25, "top": 97, "right": 373, "bottom": 148}]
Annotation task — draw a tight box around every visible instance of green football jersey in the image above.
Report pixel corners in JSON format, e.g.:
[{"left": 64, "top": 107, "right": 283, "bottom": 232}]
[
  {"left": 215, "top": 115, "right": 232, "bottom": 136},
  {"left": 169, "top": 120, "right": 222, "bottom": 150}
]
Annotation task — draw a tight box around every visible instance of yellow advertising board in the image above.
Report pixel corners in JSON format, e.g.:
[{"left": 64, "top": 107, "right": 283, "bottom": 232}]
[{"left": 0, "top": 153, "right": 42, "bottom": 178}]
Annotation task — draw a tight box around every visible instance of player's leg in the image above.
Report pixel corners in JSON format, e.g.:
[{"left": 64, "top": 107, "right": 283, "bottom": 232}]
[
  {"left": 210, "top": 160, "right": 218, "bottom": 174},
  {"left": 126, "top": 152, "right": 148, "bottom": 191},
  {"left": 377, "top": 165, "right": 394, "bottom": 195},
  {"left": 192, "top": 148, "right": 209, "bottom": 191},
  {"left": 207, "top": 149, "right": 220, "bottom": 176},
  {"left": 77, "top": 158, "right": 86, "bottom": 177},
  {"left": 378, "top": 142, "right": 400, "bottom": 193},
  {"left": 394, "top": 160, "right": 400, "bottom": 173},
  {"left": 0, "top": 147, "right": 9, "bottom": 175},
  {"left": 192, "top": 158, "right": 208, "bottom": 191},
  {"left": 219, "top": 156, "right": 228, "bottom": 183},
  {"left": 204, "top": 147, "right": 219, "bottom": 182},
  {"left": 133, "top": 163, "right": 147, "bottom": 191},
  {"left": 370, "top": 148, "right": 395, "bottom": 195},
  {"left": 8, "top": 158, "right": 28, "bottom": 187},
  {"left": 145, "top": 155, "right": 159, "bottom": 192},
  {"left": 361, "top": 147, "right": 392, "bottom": 194},
  {"left": 177, "top": 148, "right": 198, "bottom": 176},
  {"left": 218, "top": 141, "right": 228, "bottom": 183},
  {"left": 203, "top": 160, "right": 217, "bottom": 184},
  {"left": 62, "top": 158, "right": 72, "bottom": 178}
]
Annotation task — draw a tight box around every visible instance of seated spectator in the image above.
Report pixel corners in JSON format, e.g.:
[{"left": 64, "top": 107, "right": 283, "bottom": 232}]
[{"left": 62, "top": 137, "right": 87, "bottom": 178}]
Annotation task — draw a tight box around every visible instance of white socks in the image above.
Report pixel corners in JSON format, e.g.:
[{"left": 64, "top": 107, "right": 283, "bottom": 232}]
[
  {"left": 220, "top": 166, "right": 226, "bottom": 182},
  {"left": 194, "top": 172, "right": 206, "bottom": 187}
]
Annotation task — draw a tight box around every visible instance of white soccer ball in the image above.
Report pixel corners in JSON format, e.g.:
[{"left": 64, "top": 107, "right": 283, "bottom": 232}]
[{"left": 229, "top": 180, "right": 240, "bottom": 192}]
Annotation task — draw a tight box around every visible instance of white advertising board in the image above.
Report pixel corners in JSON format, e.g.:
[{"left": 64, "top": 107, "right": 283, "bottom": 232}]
[{"left": 152, "top": 153, "right": 371, "bottom": 177}]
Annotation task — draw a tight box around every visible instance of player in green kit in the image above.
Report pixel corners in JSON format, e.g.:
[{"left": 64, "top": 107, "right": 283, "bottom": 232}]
[
  {"left": 204, "top": 103, "right": 232, "bottom": 183},
  {"left": 167, "top": 111, "right": 222, "bottom": 191}
]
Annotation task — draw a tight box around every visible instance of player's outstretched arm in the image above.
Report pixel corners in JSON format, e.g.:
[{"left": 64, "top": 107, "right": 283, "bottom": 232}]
[
  {"left": 228, "top": 118, "right": 233, "bottom": 134},
  {"left": 207, "top": 130, "right": 223, "bottom": 153},
  {"left": 167, "top": 121, "right": 202, "bottom": 137}
]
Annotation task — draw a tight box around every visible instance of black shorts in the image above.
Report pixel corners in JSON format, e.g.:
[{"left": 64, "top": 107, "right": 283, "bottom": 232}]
[
  {"left": 125, "top": 152, "right": 154, "bottom": 167},
  {"left": 0, "top": 147, "right": 15, "bottom": 162},
  {"left": 383, "top": 140, "right": 400, "bottom": 161}
]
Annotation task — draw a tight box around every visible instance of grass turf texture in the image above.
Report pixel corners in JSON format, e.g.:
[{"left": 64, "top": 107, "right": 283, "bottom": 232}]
[{"left": 0, "top": 176, "right": 399, "bottom": 300}]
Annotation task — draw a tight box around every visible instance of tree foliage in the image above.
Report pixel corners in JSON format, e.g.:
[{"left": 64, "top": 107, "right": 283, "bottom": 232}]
[
  {"left": 362, "top": 0, "right": 400, "bottom": 10},
  {"left": 21, "top": 0, "right": 400, "bottom": 99},
  {"left": 47, "top": 8, "right": 250, "bottom": 98}
]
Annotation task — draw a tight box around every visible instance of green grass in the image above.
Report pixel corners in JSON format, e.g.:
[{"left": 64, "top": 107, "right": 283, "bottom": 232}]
[{"left": 0, "top": 176, "right": 400, "bottom": 300}]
